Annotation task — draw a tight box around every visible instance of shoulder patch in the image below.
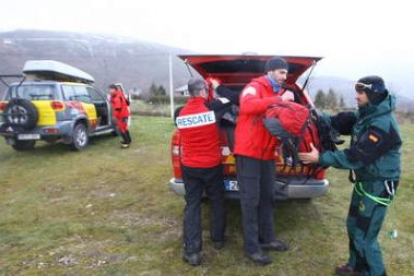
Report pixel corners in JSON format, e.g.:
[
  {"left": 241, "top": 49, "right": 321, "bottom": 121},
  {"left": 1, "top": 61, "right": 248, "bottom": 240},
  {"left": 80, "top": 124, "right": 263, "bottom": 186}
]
[
  {"left": 176, "top": 111, "right": 216, "bottom": 129},
  {"left": 345, "top": 125, "right": 401, "bottom": 165},
  {"left": 242, "top": 86, "right": 257, "bottom": 97}
]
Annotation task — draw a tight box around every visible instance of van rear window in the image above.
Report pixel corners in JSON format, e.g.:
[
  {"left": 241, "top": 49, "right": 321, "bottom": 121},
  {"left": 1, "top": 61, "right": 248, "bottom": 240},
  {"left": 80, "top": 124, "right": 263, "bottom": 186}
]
[{"left": 5, "top": 84, "right": 56, "bottom": 100}]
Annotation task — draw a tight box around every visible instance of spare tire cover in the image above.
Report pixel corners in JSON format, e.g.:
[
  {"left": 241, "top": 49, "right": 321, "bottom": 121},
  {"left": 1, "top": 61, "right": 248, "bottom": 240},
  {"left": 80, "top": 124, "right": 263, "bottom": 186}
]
[{"left": 3, "top": 98, "right": 39, "bottom": 130}]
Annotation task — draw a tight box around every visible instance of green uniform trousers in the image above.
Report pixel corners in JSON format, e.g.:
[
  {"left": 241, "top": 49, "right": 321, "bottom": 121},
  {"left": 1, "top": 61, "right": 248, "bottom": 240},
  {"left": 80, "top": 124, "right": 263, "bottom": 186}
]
[{"left": 346, "top": 180, "right": 396, "bottom": 276}]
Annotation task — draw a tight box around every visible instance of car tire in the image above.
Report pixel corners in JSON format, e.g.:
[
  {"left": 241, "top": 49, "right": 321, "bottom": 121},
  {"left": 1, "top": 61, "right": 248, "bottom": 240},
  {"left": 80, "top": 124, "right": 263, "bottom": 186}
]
[
  {"left": 12, "top": 140, "right": 36, "bottom": 151},
  {"left": 70, "top": 123, "right": 89, "bottom": 151},
  {"left": 4, "top": 98, "right": 39, "bottom": 130}
]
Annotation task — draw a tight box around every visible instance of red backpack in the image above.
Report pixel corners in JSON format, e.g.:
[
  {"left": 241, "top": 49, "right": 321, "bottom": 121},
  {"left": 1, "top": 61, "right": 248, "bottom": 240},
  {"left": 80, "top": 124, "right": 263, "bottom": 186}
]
[
  {"left": 263, "top": 101, "right": 318, "bottom": 170},
  {"left": 264, "top": 101, "right": 310, "bottom": 138}
]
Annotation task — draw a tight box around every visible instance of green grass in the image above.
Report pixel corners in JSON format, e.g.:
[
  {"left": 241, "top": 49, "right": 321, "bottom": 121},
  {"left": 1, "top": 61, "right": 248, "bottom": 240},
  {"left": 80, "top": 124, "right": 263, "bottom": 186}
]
[
  {"left": 129, "top": 100, "right": 171, "bottom": 117},
  {"left": 0, "top": 117, "right": 413, "bottom": 276}
]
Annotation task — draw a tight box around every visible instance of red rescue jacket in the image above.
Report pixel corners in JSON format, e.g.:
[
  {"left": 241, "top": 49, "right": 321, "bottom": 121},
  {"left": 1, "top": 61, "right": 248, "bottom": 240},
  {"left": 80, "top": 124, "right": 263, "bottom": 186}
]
[
  {"left": 177, "top": 97, "right": 221, "bottom": 168},
  {"left": 110, "top": 89, "right": 130, "bottom": 119},
  {"left": 234, "top": 76, "right": 285, "bottom": 160}
]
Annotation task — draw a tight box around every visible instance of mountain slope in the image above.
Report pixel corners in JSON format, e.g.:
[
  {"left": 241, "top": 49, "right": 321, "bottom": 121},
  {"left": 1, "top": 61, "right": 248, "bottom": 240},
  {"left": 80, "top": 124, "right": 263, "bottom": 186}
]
[{"left": 0, "top": 30, "right": 195, "bottom": 95}]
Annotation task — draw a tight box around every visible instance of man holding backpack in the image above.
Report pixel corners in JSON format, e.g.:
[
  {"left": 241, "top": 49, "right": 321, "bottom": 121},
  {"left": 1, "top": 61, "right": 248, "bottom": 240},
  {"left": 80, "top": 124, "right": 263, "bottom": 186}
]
[
  {"left": 234, "top": 57, "right": 293, "bottom": 265},
  {"left": 299, "top": 76, "right": 402, "bottom": 276}
]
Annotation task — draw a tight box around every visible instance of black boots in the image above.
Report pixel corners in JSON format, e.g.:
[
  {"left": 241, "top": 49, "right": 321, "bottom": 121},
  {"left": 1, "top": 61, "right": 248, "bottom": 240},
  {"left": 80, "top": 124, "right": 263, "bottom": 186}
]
[
  {"left": 260, "top": 239, "right": 289, "bottom": 251},
  {"left": 245, "top": 252, "right": 272, "bottom": 265},
  {"left": 125, "top": 130, "right": 131, "bottom": 144},
  {"left": 120, "top": 130, "right": 131, "bottom": 148},
  {"left": 182, "top": 252, "right": 201, "bottom": 266}
]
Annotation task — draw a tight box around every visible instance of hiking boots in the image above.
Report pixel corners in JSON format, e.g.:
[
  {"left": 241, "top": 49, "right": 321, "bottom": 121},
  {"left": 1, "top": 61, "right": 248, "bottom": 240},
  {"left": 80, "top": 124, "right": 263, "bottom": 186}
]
[
  {"left": 335, "top": 264, "right": 363, "bottom": 276},
  {"left": 182, "top": 252, "right": 201, "bottom": 266},
  {"left": 260, "top": 239, "right": 289, "bottom": 251},
  {"left": 245, "top": 252, "right": 272, "bottom": 265}
]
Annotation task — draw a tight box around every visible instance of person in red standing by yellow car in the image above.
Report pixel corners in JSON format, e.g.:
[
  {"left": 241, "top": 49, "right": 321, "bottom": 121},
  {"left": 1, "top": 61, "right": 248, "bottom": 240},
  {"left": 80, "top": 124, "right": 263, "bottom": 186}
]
[{"left": 109, "top": 84, "right": 131, "bottom": 148}]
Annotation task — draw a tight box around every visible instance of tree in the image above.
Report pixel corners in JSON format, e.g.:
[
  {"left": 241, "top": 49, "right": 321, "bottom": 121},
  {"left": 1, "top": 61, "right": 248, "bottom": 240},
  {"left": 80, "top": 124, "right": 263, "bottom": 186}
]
[
  {"left": 339, "top": 96, "right": 346, "bottom": 109},
  {"left": 326, "top": 88, "right": 338, "bottom": 109},
  {"left": 158, "top": 85, "right": 166, "bottom": 96},
  {"left": 314, "top": 89, "right": 326, "bottom": 109},
  {"left": 149, "top": 83, "right": 166, "bottom": 96},
  {"left": 149, "top": 83, "right": 158, "bottom": 96}
]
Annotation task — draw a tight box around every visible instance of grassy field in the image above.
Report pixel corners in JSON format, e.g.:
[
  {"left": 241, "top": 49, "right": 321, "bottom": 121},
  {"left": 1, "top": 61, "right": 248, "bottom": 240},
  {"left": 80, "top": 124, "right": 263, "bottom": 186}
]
[
  {"left": 129, "top": 100, "right": 172, "bottom": 117},
  {"left": 0, "top": 117, "right": 413, "bottom": 276}
]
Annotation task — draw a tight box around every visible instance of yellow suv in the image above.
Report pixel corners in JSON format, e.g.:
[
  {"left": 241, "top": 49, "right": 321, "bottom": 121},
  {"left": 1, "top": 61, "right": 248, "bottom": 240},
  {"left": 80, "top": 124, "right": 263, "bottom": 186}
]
[{"left": 0, "top": 60, "right": 118, "bottom": 151}]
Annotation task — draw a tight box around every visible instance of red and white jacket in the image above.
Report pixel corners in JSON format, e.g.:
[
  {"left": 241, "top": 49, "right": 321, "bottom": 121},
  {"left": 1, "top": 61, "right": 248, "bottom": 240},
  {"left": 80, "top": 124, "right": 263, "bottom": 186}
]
[
  {"left": 234, "top": 76, "right": 285, "bottom": 160},
  {"left": 176, "top": 87, "right": 238, "bottom": 168}
]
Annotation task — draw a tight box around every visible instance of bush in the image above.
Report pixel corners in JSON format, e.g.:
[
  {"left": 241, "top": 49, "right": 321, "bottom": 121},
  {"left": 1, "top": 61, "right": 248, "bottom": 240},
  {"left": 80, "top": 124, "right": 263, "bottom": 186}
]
[
  {"left": 174, "top": 96, "right": 187, "bottom": 105},
  {"left": 146, "top": 95, "right": 170, "bottom": 105},
  {"left": 136, "top": 95, "right": 188, "bottom": 106}
]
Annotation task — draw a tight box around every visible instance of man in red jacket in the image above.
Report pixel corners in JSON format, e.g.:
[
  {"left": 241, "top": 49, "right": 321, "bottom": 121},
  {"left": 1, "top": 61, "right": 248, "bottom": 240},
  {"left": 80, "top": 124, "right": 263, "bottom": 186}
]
[
  {"left": 234, "top": 57, "right": 293, "bottom": 265},
  {"left": 109, "top": 84, "right": 131, "bottom": 148},
  {"left": 175, "top": 77, "right": 238, "bottom": 266}
]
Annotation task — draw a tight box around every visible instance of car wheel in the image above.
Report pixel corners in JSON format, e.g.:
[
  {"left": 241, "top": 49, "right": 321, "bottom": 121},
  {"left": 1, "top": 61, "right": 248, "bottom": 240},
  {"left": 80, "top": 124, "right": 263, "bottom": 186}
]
[
  {"left": 12, "top": 140, "right": 36, "bottom": 151},
  {"left": 70, "top": 123, "right": 89, "bottom": 151},
  {"left": 4, "top": 98, "right": 39, "bottom": 130}
]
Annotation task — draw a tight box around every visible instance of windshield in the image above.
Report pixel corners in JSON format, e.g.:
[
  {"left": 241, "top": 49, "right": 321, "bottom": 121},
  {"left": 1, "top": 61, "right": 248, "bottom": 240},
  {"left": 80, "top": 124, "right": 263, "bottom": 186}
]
[{"left": 4, "top": 84, "right": 57, "bottom": 100}]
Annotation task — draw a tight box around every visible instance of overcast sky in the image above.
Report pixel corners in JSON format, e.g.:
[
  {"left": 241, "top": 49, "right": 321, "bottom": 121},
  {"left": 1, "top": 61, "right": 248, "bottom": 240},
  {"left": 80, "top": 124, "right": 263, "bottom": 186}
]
[{"left": 2, "top": 0, "right": 414, "bottom": 99}]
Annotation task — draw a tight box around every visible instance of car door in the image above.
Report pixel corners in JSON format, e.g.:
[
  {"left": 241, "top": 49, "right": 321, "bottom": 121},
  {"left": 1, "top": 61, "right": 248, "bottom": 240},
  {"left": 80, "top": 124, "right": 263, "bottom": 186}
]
[
  {"left": 86, "top": 87, "right": 111, "bottom": 127},
  {"left": 70, "top": 85, "right": 98, "bottom": 129}
]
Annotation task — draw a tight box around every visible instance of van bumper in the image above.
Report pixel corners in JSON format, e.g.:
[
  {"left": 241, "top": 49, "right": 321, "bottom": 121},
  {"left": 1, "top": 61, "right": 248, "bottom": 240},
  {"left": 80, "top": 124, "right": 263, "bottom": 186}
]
[{"left": 169, "top": 177, "right": 329, "bottom": 200}]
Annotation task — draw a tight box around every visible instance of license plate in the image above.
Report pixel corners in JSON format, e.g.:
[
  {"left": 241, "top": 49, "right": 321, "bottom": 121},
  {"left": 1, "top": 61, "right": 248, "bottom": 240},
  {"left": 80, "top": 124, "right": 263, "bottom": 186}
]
[
  {"left": 225, "top": 180, "right": 239, "bottom": 191},
  {"left": 18, "top": 134, "right": 40, "bottom": 140}
]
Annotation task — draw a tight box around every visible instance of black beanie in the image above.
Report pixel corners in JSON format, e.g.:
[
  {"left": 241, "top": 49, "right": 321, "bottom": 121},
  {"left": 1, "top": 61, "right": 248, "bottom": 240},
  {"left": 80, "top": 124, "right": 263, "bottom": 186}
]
[
  {"left": 264, "top": 57, "right": 289, "bottom": 73},
  {"left": 357, "top": 75, "right": 388, "bottom": 105}
]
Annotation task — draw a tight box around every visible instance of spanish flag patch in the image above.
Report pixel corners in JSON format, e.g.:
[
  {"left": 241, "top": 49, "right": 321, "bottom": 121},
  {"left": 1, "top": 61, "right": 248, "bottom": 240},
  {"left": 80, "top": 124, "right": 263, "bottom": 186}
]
[{"left": 369, "top": 134, "right": 379, "bottom": 143}]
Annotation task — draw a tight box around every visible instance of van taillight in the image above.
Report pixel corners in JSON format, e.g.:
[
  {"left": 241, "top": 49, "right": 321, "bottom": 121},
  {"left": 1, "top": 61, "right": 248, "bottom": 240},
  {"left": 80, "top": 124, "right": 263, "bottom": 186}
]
[
  {"left": 51, "top": 101, "right": 65, "bottom": 111},
  {"left": 0, "top": 102, "right": 7, "bottom": 111}
]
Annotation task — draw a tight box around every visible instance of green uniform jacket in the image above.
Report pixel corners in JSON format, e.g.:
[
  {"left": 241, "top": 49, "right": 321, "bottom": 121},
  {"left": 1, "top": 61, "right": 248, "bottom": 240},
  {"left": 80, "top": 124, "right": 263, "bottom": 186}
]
[{"left": 319, "top": 94, "right": 402, "bottom": 182}]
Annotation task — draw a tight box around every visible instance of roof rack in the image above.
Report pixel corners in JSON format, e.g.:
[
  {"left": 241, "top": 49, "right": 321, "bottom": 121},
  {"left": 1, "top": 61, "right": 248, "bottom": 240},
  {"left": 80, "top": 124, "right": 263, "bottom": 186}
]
[{"left": 22, "top": 60, "right": 95, "bottom": 84}]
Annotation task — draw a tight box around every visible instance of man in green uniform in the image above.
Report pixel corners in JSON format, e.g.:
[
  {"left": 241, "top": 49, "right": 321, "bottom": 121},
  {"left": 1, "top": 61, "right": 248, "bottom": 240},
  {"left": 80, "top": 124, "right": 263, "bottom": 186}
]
[{"left": 299, "top": 76, "right": 402, "bottom": 276}]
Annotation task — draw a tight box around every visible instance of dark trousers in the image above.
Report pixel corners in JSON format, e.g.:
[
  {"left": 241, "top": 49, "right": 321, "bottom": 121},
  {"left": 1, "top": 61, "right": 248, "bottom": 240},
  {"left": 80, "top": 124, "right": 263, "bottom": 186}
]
[
  {"left": 346, "top": 180, "right": 398, "bottom": 276},
  {"left": 236, "top": 155, "right": 276, "bottom": 254},
  {"left": 117, "top": 117, "right": 131, "bottom": 144},
  {"left": 182, "top": 164, "right": 226, "bottom": 254}
]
